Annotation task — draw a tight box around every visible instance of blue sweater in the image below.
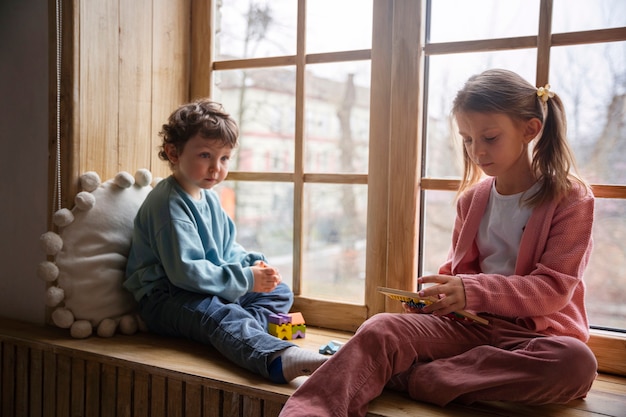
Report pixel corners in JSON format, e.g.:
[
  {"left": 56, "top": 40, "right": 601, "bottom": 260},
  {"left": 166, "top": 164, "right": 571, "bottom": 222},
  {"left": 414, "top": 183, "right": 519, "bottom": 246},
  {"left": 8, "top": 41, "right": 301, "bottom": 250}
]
[{"left": 124, "top": 176, "right": 264, "bottom": 303}]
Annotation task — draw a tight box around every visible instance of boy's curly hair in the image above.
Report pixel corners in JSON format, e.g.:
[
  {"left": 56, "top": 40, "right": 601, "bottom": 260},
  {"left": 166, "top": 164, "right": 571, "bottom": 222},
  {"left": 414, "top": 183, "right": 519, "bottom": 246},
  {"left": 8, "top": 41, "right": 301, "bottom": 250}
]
[{"left": 158, "top": 99, "right": 239, "bottom": 167}]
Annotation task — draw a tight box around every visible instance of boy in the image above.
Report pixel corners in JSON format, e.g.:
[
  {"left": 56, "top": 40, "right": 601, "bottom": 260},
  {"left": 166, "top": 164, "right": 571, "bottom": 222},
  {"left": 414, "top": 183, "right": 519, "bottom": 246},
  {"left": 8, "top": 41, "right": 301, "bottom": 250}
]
[{"left": 124, "top": 98, "right": 327, "bottom": 383}]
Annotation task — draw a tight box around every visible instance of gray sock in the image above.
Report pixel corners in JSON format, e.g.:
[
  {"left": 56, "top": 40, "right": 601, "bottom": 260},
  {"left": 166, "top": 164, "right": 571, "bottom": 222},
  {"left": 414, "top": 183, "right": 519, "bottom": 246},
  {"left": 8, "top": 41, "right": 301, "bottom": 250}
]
[{"left": 270, "top": 346, "right": 329, "bottom": 382}]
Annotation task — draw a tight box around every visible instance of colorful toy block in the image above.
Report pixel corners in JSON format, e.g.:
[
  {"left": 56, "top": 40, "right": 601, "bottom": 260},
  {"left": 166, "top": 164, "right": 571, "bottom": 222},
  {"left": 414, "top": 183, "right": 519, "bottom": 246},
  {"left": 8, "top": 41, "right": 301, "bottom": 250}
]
[
  {"left": 268, "top": 322, "right": 292, "bottom": 340},
  {"left": 269, "top": 313, "right": 292, "bottom": 325},
  {"left": 319, "top": 340, "right": 344, "bottom": 355},
  {"left": 268, "top": 312, "right": 307, "bottom": 339}
]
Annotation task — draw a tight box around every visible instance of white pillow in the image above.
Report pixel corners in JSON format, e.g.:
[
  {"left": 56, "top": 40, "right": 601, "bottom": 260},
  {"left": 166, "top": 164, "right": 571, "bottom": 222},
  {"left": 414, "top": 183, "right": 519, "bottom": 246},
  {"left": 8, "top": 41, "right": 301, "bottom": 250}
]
[{"left": 39, "top": 169, "right": 155, "bottom": 338}]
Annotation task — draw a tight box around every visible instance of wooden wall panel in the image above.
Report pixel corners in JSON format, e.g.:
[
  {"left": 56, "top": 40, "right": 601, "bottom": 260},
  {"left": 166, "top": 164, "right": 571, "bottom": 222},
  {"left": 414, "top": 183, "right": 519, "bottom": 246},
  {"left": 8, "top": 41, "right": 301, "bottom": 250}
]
[
  {"left": 102, "top": 363, "right": 118, "bottom": 417},
  {"left": 1, "top": 338, "right": 291, "bottom": 417},
  {"left": 151, "top": 374, "right": 167, "bottom": 417},
  {"left": 30, "top": 349, "right": 44, "bottom": 417},
  {"left": 150, "top": 0, "right": 191, "bottom": 180},
  {"left": 184, "top": 383, "right": 203, "bottom": 416},
  {"left": 117, "top": 367, "right": 133, "bottom": 417},
  {"left": 79, "top": 0, "right": 120, "bottom": 177},
  {"left": 85, "top": 361, "right": 101, "bottom": 416},
  {"left": 1, "top": 342, "right": 14, "bottom": 417},
  {"left": 71, "top": 357, "right": 86, "bottom": 417},
  {"left": 133, "top": 371, "right": 151, "bottom": 417},
  {"left": 43, "top": 350, "right": 56, "bottom": 417},
  {"left": 57, "top": 355, "right": 72, "bottom": 416},
  {"left": 118, "top": 0, "right": 155, "bottom": 174},
  {"left": 68, "top": 0, "right": 189, "bottom": 187}
]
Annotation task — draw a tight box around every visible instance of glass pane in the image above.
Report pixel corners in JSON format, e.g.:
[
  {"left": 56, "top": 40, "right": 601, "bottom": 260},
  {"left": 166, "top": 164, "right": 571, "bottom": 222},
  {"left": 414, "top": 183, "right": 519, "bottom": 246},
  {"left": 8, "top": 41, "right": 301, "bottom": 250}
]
[
  {"left": 421, "top": 190, "right": 455, "bottom": 277},
  {"left": 553, "top": 0, "right": 626, "bottom": 33},
  {"left": 429, "top": 0, "right": 539, "bottom": 43},
  {"left": 306, "top": 0, "right": 373, "bottom": 54},
  {"left": 302, "top": 184, "right": 367, "bottom": 303},
  {"left": 424, "top": 50, "right": 537, "bottom": 178},
  {"left": 215, "top": 0, "right": 297, "bottom": 59},
  {"left": 215, "top": 181, "right": 294, "bottom": 290},
  {"left": 305, "top": 62, "right": 371, "bottom": 174},
  {"left": 586, "top": 198, "right": 626, "bottom": 329},
  {"left": 550, "top": 42, "right": 626, "bottom": 185},
  {"left": 213, "top": 68, "right": 296, "bottom": 172}
]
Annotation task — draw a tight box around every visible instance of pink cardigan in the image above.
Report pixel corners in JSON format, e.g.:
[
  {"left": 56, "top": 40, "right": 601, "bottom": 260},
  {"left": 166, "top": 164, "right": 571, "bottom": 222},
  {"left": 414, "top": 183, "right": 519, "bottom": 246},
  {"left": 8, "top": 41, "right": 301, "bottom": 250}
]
[{"left": 439, "top": 178, "right": 594, "bottom": 342}]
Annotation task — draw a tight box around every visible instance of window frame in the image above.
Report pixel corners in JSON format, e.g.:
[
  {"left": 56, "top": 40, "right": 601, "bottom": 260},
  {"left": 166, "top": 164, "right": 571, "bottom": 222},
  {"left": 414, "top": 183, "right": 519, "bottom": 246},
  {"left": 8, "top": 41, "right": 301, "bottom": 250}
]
[
  {"left": 51, "top": 0, "right": 626, "bottom": 377},
  {"left": 192, "top": 0, "right": 626, "bottom": 374}
]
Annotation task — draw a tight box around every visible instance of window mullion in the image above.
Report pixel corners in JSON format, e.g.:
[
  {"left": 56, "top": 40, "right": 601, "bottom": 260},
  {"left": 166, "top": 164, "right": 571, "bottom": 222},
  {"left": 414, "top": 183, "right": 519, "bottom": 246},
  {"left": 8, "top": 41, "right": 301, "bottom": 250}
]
[{"left": 292, "top": 0, "right": 307, "bottom": 295}]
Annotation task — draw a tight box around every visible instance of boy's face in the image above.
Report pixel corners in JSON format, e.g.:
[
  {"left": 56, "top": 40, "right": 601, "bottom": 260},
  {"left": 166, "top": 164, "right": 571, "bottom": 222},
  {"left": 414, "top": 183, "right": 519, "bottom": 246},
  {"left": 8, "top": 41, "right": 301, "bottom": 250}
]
[{"left": 165, "top": 134, "right": 233, "bottom": 198}]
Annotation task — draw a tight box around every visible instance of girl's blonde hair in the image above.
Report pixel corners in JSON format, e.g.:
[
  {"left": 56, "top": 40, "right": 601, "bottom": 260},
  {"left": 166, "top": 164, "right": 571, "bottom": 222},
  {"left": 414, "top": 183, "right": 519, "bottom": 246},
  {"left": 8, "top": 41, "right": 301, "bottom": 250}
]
[{"left": 452, "top": 69, "right": 586, "bottom": 207}]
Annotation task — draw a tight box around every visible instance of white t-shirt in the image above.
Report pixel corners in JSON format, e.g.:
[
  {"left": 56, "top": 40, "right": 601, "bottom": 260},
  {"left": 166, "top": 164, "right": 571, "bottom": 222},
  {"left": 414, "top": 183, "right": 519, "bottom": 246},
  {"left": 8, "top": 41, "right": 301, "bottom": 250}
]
[{"left": 477, "top": 181, "right": 540, "bottom": 275}]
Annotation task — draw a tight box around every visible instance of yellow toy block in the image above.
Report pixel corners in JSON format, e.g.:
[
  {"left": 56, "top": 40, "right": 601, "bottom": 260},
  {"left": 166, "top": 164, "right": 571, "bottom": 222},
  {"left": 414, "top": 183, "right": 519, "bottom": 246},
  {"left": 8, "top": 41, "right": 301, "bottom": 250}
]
[{"left": 268, "top": 322, "right": 292, "bottom": 340}]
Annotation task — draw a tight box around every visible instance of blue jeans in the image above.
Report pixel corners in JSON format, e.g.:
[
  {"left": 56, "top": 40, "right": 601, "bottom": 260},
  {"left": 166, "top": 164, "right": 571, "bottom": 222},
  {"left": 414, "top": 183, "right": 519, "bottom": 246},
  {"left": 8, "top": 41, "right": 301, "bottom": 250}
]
[{"left": 138, "top": 281, "right": 295, "bottom": 378}]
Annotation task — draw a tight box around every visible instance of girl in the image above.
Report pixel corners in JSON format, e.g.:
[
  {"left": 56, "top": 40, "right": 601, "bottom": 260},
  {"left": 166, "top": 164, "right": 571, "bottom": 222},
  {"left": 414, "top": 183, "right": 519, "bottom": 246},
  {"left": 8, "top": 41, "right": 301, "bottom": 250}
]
[{"left": 279, "top": 69, "right": 597, "bottom": 416}]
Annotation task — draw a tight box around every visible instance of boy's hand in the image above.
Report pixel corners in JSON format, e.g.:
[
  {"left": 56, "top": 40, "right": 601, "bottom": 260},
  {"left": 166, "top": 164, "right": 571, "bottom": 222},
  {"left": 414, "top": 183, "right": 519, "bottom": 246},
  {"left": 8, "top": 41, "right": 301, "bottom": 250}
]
[
  {"left": 251, "top": 261, "right": 282, "bottom": 293},
  {"left": 417, "top": 275, "right": 466, "bottom": 317}
]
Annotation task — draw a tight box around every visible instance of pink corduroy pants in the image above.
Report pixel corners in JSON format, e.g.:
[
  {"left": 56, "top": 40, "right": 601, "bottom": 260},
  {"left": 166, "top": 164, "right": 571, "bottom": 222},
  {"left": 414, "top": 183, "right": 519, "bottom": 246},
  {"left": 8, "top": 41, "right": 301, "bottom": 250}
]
[{"left": 279, "top": 312, "right": 597, "bottom": 417}]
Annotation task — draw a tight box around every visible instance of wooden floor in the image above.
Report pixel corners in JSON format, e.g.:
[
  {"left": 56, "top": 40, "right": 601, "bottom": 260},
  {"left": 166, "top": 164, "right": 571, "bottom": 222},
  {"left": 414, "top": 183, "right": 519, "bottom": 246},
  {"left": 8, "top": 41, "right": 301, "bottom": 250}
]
[{"left": 1, "top": 317, "right": 625, "bottom": 417}]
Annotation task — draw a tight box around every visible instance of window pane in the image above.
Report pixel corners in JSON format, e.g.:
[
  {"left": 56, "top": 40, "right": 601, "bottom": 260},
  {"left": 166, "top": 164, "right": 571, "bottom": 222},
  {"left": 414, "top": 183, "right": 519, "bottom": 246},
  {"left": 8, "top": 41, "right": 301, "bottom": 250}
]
[
  {"left": 213, "top": 68, "right": 296, "bottom": 172},
  {"left": 305, "top": 62, "right": 371, "bottom": 174},
  {"left": 424, "top": 50, "right": 537, "bottom": 178},
  {"left": 215, "top": 0, "right": 297, "bottom": 59},
  {"left": 216, "top": 181, "right": 294, "bottom": 290},
  {"left": 552, "top": 0, "right": 626, "bottom": 33},
  {"left": 306, "top": 0, "right": 373, "bottom": 54},
  {"left": 302, "top": 184, "right": 367, "bottom": 303},
  {"left": 550, "top": 42, "right": 626, "bottom": 185},
  {"left": 586, "top": 198, "right": 626, "bottom": 329},
  {"left": 421, "top": 190, "right": 455, "bottom": 276},
  {"left": 429, "top": 0, "right": 539, "bottom": 43}
]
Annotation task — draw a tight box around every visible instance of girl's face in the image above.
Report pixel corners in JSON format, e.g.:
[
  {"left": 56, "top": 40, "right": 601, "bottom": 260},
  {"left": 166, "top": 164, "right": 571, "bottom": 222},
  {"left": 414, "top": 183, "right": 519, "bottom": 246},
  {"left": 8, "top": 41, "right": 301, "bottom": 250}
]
[
  {"left": 456, "top": 111, "right": 541, "bottom": 193},
  {"left": 165, "top": 134, "right": 233, "bottom": 199}
]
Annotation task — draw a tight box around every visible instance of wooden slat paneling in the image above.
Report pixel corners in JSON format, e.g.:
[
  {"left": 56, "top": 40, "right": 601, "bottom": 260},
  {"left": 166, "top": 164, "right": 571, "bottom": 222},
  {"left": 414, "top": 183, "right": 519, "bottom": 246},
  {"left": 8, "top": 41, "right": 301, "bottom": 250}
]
[
  {"left": 15, "top": 345, "right": 29, "bottom": 417},
  {"left": 79, "top": 0, "right": 120, "bottom": 177},
  {"left": 29, "top": 348, "right": 43, "bottom": 417},
  {"left": 150, "top": 0, "right": 191, "bottom": 180},
  {"left": 2, "top": 342, "right": 15, "bottom": 417},
  {"left": 151, "top": 374, "right": 167, "bottom": 417},
  {"left": 71, "top": 357, "right": 86, "bottom": 417},
  {"left": 85, "top": 360, "right": 101, "bottom": 417},
  {"left": 2, "top": 319, "right": 626, "bottom": 417},
  {"left": 56, "top": 354, "right": 71, "bottom": 417},
  {"left": 118, "top": 0, "right": 154, "bottom": 174},
  {"left": 117, "top": 367, "right": 133, "bottom": 417},
  {"left": 102, "top": 363, "right": 118, "bottom": 417},
  {"left": 185, "top": 382, "right": 203, "bottom": 416},
  {"left": 43, "top": 350, "right": 56, "bottom": 417},
  {"left": 66, "top": 0, "right": 187, "bottom": 191},
  {"left": 168, "top": 378, "right": 184, "bottom": 417},
  {"left": 133, "top": 371, "right": 151, "bottom": 417}
]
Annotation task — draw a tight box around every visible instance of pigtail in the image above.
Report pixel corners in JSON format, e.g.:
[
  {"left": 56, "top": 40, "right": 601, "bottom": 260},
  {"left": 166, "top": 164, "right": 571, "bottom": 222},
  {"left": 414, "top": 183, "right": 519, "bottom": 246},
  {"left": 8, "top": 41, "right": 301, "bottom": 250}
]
[{"left": 528, "top": 93, "right": 587, "bottom": 207}]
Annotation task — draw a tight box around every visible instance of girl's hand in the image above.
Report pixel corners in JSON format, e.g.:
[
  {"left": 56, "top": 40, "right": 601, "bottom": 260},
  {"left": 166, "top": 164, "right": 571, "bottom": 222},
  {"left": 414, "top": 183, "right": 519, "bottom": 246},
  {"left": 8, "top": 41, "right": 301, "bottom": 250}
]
[
  {"left": 251, "top": 261, "right": 282, "bottom": 293},
  {"left": 417, "top": 275, "right": 466, "bottom": 317}
]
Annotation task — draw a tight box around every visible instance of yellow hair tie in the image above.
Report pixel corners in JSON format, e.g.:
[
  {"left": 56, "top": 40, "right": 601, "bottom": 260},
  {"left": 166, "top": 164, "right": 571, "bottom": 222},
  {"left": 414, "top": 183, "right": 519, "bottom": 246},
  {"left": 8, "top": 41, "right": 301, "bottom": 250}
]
[{"left": 537, "top": 84, "right": 555, "bottom": 102}]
